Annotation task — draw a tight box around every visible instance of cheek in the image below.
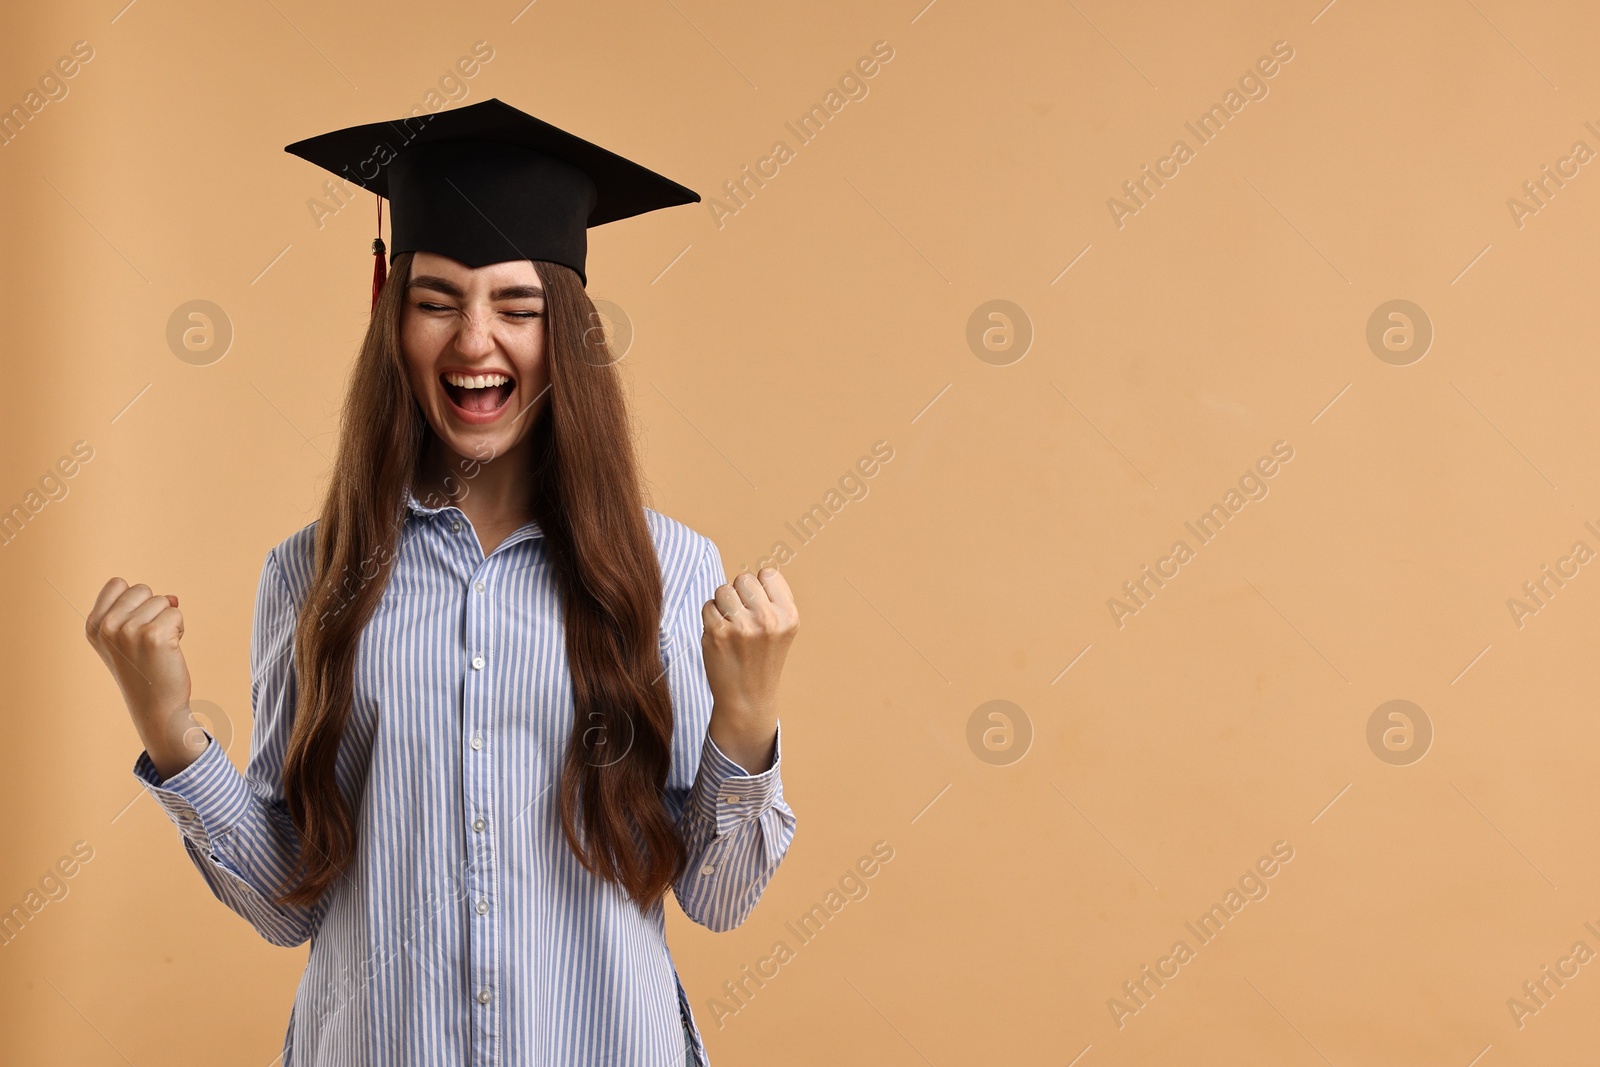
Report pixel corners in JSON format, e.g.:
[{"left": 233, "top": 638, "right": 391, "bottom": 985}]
[
  {"left": 401, "top": 321, "right": 441, "bottom": 384},
  {"left": 510, "top": 323, "right": 549, "bottom": 381}
]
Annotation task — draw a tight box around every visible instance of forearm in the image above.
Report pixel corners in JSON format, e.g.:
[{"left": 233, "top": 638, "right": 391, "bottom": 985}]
[
  {"left": 138, "top": 707, "right": 210, "bottom": 781},
  {"left": 176, "top": 826, "right": 318, "bottom": 947},
  {"left": 133, "top": 732, "right": 320, "bottom": 946},
  {"left": 675, "top": 798, "right": 796, "bottom": 932},
  {"left": 671, "top": 720, "right": 795, "bottom": 931},
  {"left": 706, "top": 702, "right": 778, "bottom": 774}
]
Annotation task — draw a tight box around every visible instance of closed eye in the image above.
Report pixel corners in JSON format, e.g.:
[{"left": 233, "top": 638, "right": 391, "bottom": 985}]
[{"left": 416, "top": 302, "right": 541, "bottom": 320}]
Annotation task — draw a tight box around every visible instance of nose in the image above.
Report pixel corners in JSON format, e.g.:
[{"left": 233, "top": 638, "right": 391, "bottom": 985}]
[{"left": 453, "top": 308, "right": 496, "bottom": 358}]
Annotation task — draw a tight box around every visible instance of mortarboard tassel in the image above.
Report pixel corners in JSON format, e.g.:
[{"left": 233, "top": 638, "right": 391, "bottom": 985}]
[{"left": 371, "top": 194, "right": 387, "bottom": 314}]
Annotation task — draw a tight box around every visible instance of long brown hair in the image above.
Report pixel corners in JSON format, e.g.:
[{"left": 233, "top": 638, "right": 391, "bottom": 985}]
[{"left": 271, "top": 250, "right": 685, "bottom": 911}]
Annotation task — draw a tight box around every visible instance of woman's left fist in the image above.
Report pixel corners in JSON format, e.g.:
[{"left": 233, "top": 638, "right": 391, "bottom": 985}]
[{"left": 701, "top": 567, "right": 798, "bottom": 769}]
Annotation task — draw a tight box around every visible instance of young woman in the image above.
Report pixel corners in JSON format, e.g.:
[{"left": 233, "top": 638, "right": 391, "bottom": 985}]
[{"left": 85, "top": 103, "right": 799, "bottom": 1066}]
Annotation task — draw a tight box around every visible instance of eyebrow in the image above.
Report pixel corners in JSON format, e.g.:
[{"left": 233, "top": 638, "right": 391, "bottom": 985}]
[{"left": 407, "top": 275, "right": 545, "bottom": 300}]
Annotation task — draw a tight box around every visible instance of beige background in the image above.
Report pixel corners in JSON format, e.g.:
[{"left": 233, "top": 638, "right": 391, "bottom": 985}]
[{"left": 4, "top": 0, "right": 1600, "bottom": 1063}]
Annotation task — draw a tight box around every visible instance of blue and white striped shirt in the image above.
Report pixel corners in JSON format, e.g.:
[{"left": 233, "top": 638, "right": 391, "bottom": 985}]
[{"left": 131, "top": 487, "right": 796, "bottom": 1066}]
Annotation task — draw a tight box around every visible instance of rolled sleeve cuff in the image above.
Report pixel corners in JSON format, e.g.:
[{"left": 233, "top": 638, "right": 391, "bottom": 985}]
[
  {"left": 690, "top": 720, "right": 784, "bottom": 837},
  {"left": 131, "top": 729, "right": 251, "bottom": 853}
]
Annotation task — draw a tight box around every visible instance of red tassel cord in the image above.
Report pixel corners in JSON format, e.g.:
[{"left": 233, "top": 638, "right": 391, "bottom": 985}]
[{"left": 371, "top": 193, "right": 387, "bottom": 314}]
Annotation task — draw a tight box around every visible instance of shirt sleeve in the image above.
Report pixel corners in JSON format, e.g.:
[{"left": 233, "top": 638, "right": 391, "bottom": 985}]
[
  {"left": 129, "top": 545, "right": 323, "bottom": 948},
  {"left": 665, "top": 536, "right": 797, "bottom": 933}
]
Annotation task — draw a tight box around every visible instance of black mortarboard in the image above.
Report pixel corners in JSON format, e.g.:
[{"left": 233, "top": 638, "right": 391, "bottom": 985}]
[{"left": 283, "top": 98, "right": 700, "bottom": 305}]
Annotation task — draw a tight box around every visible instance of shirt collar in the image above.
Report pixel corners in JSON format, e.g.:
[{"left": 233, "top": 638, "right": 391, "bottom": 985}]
[
  {"left": 404, "top": 484, "right": 449, "bottom": 517},
  {"left": 404, "top": 484, "right": 544, "bottom": 540}
]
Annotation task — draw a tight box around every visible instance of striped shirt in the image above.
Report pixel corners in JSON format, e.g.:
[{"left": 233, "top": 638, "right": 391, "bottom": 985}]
[{"left": 131, "top": 487, "right": 797, "bottom": 1066}]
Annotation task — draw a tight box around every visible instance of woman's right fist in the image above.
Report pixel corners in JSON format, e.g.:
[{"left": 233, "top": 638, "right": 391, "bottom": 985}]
[{"left": 85, "top": 577, "right": 200, "bottom": 779}]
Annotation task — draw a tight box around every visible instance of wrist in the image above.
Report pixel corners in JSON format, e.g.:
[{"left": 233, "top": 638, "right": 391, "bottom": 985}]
[
  {"left": 147, "top": 735, "right": 208, "bottom": 783},
  {"left": 139, "top": 704, "right": 210, "bottom": 782},
  {"left": 708, "top": 716, "right": 778, "bottom": 774}
]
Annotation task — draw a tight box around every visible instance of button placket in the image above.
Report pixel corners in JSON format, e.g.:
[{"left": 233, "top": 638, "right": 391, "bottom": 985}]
[{"left": 462, "top": 552, "right": 498, "bottom": 1029}]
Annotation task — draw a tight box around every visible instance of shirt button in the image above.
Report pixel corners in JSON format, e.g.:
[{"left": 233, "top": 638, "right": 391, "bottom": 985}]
[
  {"left": 471, "top": 655, "right": 485, "bottom": 670},
  {"left": 720, "top": 794, "right": 740, "bottom": 804},
  {"left": 478, "top": 989, "right": 491, "bottom": 1004},
  {"left": 473, "top": 817, "right": 486, "bottom": 833},
  {"left": 451, "top": 521, "right": 463, "bottom": 535},
  {"left": 699, "top": 864, "right": 715, "bottom": 876},
  {"left": 476, "top": 898, "right": 489, "bottom": 914},
  {"left": 474, "top": 580, "right": 485, "bottom": 593},
  {"left": 471, "top": 734, "right": 483, "bottom": 750}
]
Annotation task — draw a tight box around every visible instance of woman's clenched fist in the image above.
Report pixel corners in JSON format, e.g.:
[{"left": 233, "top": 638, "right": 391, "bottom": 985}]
[
  {"left": 701, "top": 567, "right": 799, "bottom": 774},
  {"left": 85, "top": 578, "right": 202, "bottom": 780}
]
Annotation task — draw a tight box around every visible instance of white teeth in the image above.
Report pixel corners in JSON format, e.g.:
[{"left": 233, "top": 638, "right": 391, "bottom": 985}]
[{"left": 443, "top": 372, "right": 511, "bottom": 389}]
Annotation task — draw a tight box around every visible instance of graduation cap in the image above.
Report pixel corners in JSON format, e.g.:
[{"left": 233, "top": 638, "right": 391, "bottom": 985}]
[{"left": 284, "top": 98, "right": 701, "bottom": 308}]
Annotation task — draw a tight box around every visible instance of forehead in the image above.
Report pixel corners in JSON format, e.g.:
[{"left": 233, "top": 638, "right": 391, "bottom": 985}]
[{"left": 408, "top": 252, "right": 543, "bottom": 288}]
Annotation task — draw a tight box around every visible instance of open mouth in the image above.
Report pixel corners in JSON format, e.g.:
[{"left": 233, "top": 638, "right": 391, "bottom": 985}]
[{"left": 440, "top": 371, "right": 515, "bottom": 416}]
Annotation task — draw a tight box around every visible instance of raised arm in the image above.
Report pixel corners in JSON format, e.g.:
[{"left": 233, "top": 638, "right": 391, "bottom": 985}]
[
  {"left": 93, "top": 548, "right": 325, "bottom": 947},
  {"left": 664, "top": 537, "right": 798, "bottom": 932}
]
